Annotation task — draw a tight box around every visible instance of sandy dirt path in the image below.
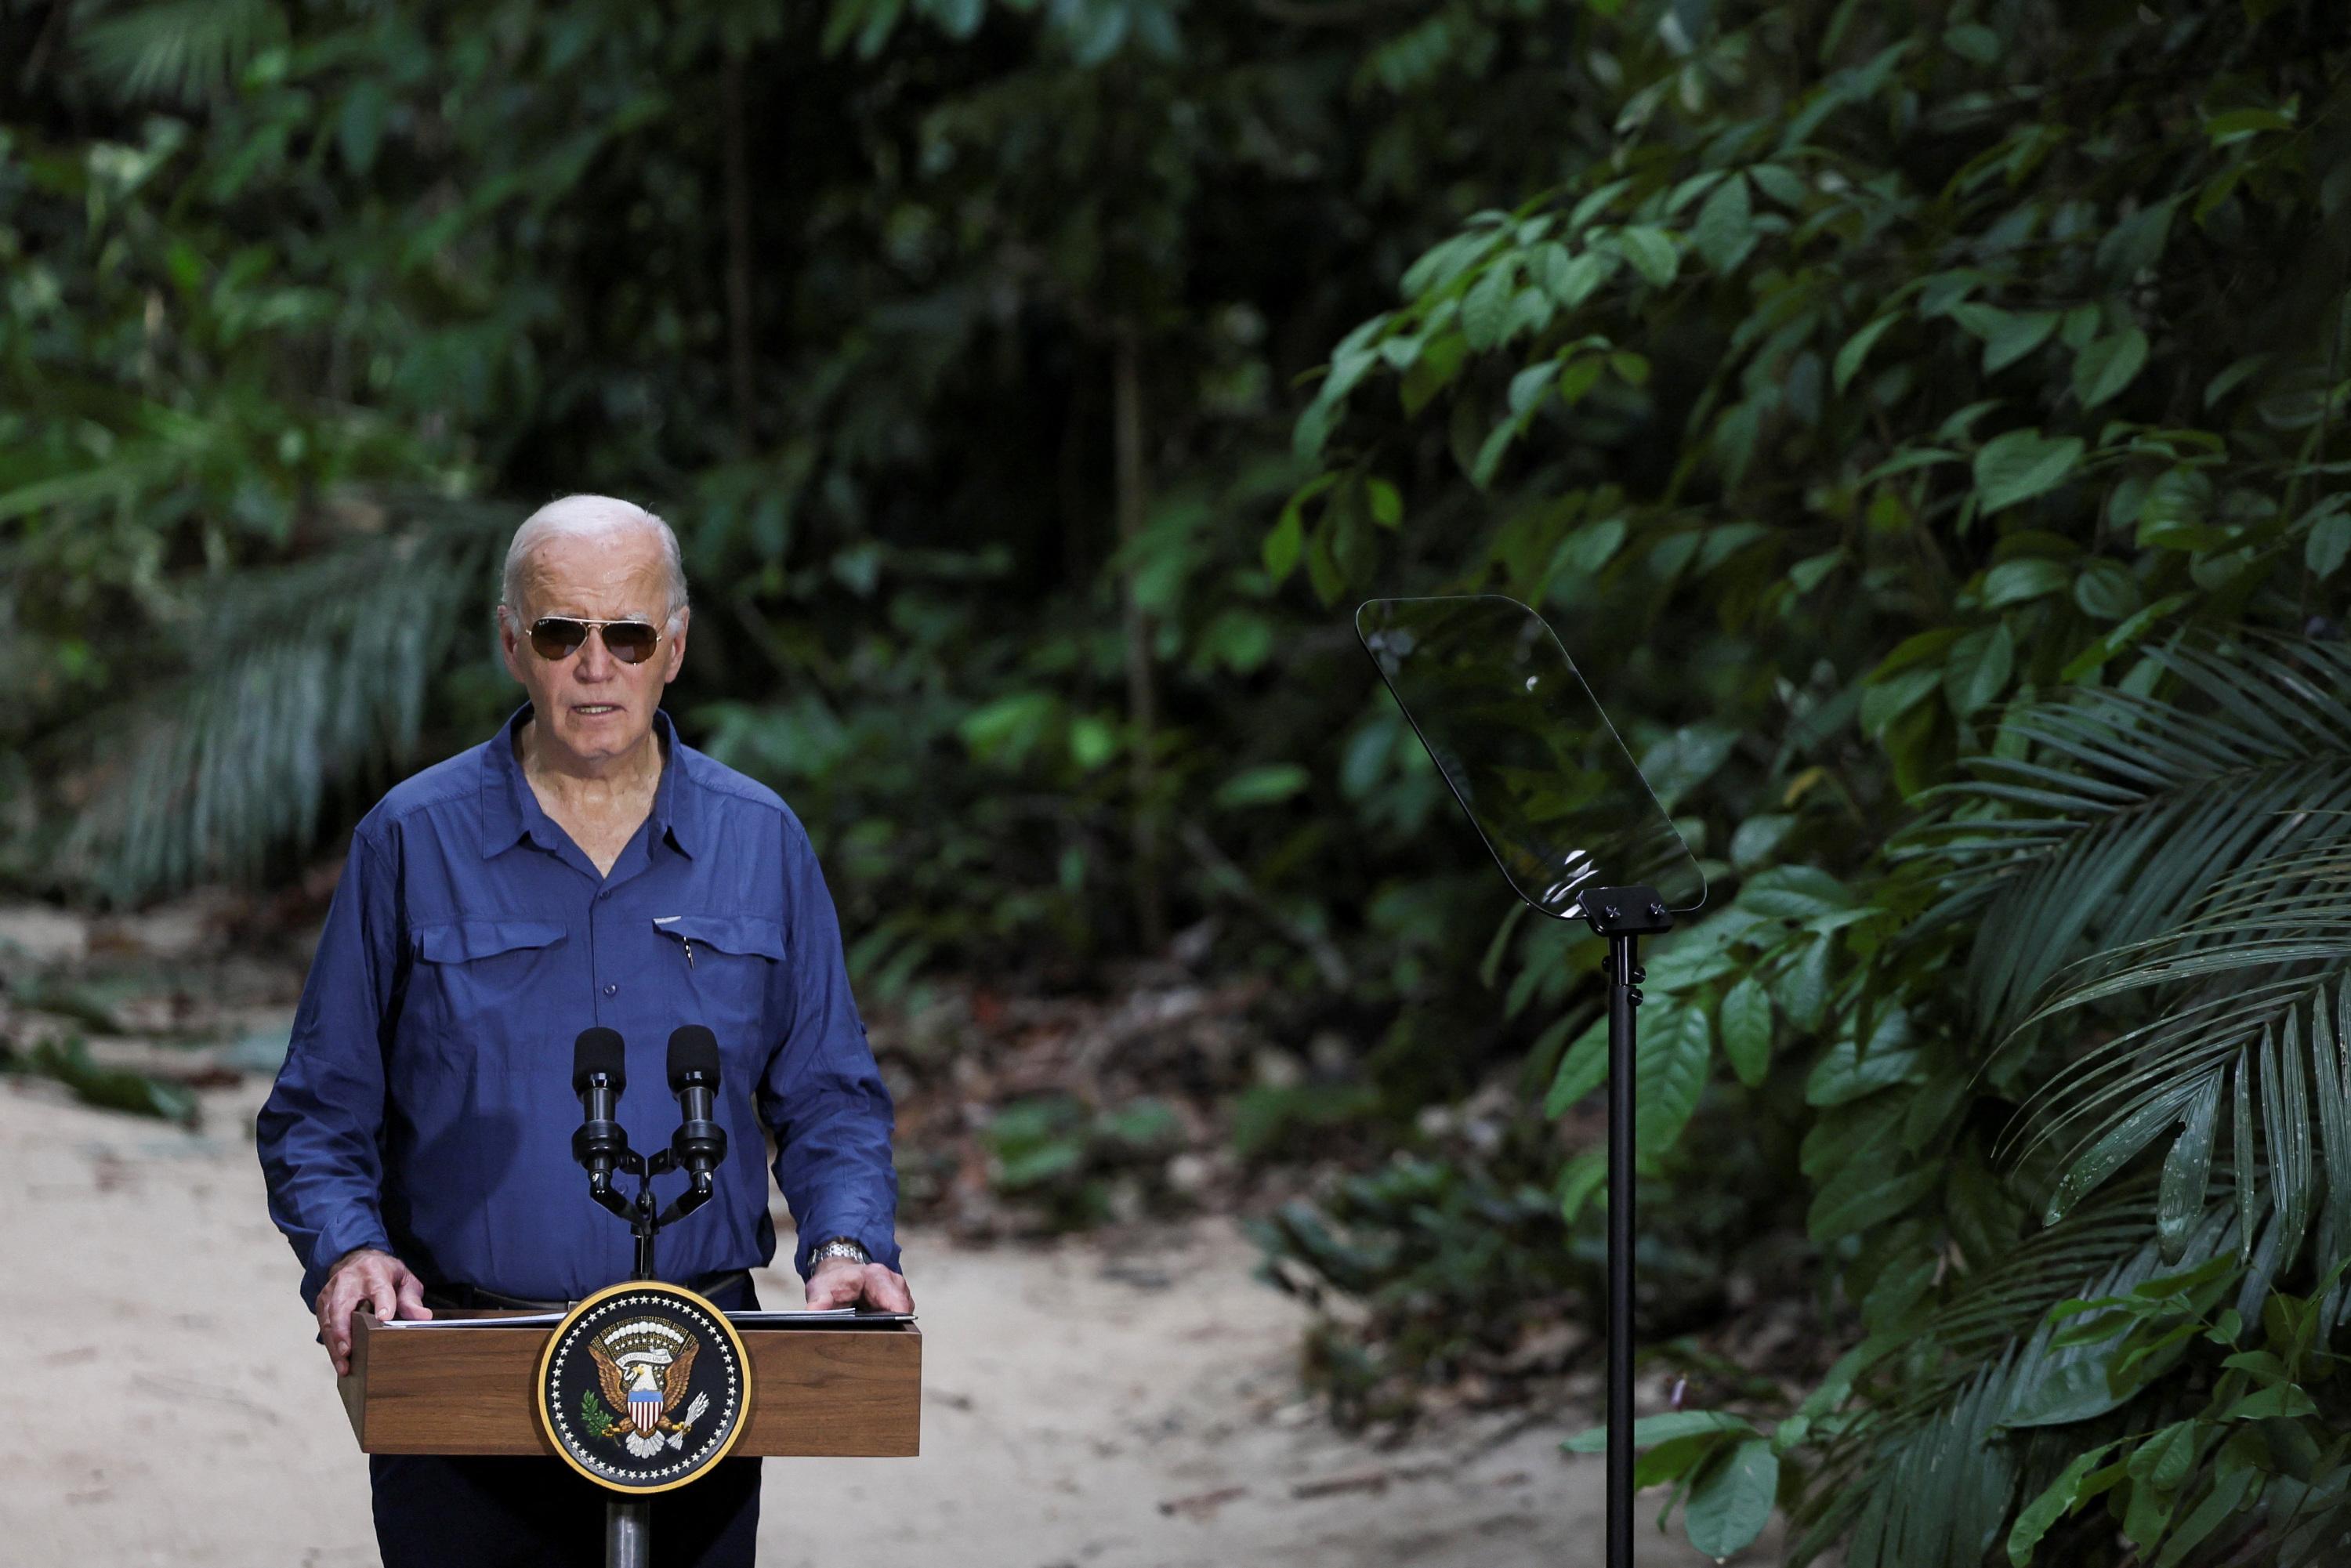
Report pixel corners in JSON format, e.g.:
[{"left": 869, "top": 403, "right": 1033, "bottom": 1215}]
[{"left": 1, "top": 1074, "right": 1775, "bottom": 1567}]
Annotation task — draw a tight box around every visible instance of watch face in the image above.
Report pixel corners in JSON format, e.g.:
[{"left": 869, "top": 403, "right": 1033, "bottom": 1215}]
[{"left": 536, "top": 1282, "right": 752, "bottom": 1494}]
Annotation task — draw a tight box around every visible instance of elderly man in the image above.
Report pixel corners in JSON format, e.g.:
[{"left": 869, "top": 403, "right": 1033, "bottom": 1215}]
[{"left": 257, "top": 494, "right": 910, "bottom": 1568}]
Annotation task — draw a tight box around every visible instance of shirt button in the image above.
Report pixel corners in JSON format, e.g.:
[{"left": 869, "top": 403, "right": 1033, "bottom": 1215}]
[
  {"left": 597, "top": 889, "right": 610, "bottom": 900},
  {"left": 603, "top": 983, "right": 618, "bottom": 997}
]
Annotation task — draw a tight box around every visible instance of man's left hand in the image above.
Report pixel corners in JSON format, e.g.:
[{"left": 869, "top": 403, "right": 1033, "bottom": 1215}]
[{"left": 806, "top": 1258, "right": 914, "bottom": 1312}]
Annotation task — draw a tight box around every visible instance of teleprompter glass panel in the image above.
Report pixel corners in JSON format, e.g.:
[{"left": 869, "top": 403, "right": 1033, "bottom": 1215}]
[{"left": 1355, "top": 595, "right": 1705, "bottom": 921}]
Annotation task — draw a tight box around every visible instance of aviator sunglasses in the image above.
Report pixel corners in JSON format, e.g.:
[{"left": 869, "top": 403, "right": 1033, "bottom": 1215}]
[{"left": 523, "top": 616, "right": 663, "bottom": 664}]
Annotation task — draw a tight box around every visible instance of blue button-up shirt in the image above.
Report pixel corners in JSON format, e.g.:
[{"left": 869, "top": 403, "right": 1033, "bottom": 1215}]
[{"left": 256, "top": 703, "right": 900, "bottom": 1308}]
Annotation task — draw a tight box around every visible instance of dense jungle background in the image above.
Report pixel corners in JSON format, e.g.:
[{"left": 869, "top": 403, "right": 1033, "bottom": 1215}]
[{"left": 10, "top": 0, "right": 2351, "bottom": 1563}]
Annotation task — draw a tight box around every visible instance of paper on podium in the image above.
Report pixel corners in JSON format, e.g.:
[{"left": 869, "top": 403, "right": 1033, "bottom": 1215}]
[{"left": 379, "top": 1305, "right": 915, "bottom": 1329}]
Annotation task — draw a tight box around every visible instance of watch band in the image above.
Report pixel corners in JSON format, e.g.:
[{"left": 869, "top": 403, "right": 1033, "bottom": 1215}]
[{"left": 808, "top": 1236, "right": 870, "bottom": 1272}]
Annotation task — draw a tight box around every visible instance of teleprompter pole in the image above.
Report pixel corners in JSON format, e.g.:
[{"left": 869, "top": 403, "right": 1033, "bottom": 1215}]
[{"left": 1584, "top": 887, "right": 1672, "bottom": 1568}]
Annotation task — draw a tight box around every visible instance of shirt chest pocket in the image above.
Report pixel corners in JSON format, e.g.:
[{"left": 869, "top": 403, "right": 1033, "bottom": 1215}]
[
  {"left": 651, "top": 914, "right": 785, "bottom": 1060},
  {"left": 405, "top": 919, "right": 571, "bottom": 1068}
]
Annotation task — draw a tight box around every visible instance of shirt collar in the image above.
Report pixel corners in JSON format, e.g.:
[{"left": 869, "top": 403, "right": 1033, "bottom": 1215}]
[{"left": 480, "top": 702, "right": 697, "bottom": 860}]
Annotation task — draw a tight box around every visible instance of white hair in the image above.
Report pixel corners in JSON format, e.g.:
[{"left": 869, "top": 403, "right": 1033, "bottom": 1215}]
[{"left": 498, "top": 494, "right": 689, "bottom": 630}]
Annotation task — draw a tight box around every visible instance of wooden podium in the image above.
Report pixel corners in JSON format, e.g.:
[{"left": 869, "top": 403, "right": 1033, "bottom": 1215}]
[{"left": 338, "top": 1308, "right": 922, "bottom": 1458}]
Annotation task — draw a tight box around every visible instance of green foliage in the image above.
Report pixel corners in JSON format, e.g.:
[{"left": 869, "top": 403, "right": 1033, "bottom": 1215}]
[
  {"left": 1268, "top": 0, "right": 2351, "bottom": 1560},
  {"left": 13, "top": 1, "right": 2351, "bottom": 1559},
  {"left": 0, "top": 1036, "right": 197, "bottom": 1124},
  {"left": 984, "top": 1092, "right": 1183, "bottom": 1226}
]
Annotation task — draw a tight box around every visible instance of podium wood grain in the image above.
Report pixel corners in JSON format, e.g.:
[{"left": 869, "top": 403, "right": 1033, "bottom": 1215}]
[{"left": 338, "top": 1311, "right": 921, "bottom": 1457}]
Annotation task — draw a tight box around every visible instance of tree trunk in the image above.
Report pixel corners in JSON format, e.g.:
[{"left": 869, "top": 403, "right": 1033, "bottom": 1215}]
[
  {"left": 1113, "top": 327, "right": 1166, "bottom": 951},
  {"left": 721, "top": 54, "right": 757, "bottom": 454}
]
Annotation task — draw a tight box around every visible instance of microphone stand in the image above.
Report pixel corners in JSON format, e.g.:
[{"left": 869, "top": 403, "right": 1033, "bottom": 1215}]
[
  {"left": 586, "top": 1146, "right": 718, "bottom": 1283},
  {"left": 574, "top": 1072, "right": 722, "bottom": 1568},
  {"left": 1583, "top": 885, "right": 1674, "bottom": 1568}
]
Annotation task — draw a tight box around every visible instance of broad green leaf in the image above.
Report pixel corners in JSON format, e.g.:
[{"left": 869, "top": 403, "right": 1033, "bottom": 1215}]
[
  {"left": 1634, "top": 1432, "right": 1724, "bottom": 1490},
  {"left": 2058, "top": 592, "right": 2193, "bottom": 682},
  {"left": 2306, "top": 507, "right": 2351, "bottom": 579},
  {"left": 2098, "top": 197, "right": 2178, "bottom": 281},
  {"left": 1691, "top": 174, "right": 1754, "bottom": 273},
  {"left": 1507, "top": 360, "right": 1556, "bottom": 417},
  {"left": 1835, "top": 313, "right": 1902, "bottom": 393},
  {"left": 1982, "top": 557, "right": 2071, "bottom": 608},
  {"left": 1980, "top": 309, "right": 2060, "bottom": 374},
  {"left": 1552, "top": 516, "right": 1626, "bottom": 575},
  {"left": 1563, "top": 1409, "right": 1756, "bottom": 1453},
  {"left": 1214, "top": 764, "right": 1310, "bottom": 808},
  {"left": 1809, "top": 1158, "right": 1940, "bottom": 1245},
  {"left": 339, "top": 81, "right": 389, "bottom": 176},
  {"left": 2152, "top": 1464, "right": 2257, "bottom": 1568},
  {"left": 1861, "top": 665, "right": 1941, "bottom": 735},
  {"left": 2073, "top": 327, "right": 2150, "bottom": 408},
  {"left": 1067, "top": 715, "right": 1118, "bottom": 770},
  {"left": 1974, "top": 430, "right": 2085, "bottom": 515},
  {"left": 1720, "top": 976, "right": 1773, "bottom": 1088},
  {"left": 1776, "top": 936, "right": 1831, "bottom": 1032},
  {"left": 1805, "top": 1011, "right": 1919, "bottom": 1107},
  {"left": 1559, "top": 355, "right": 1607, "bottom": 404},
  {"left": 2009, "top": 1443, "right": 2122, "bottom": 1565},
  {"left": 1462, "top": 263, "right": 1515, "bottom": 349},
  {"left": 1730, "top": 813, "right": 1795, "bottom": 870},
  {"left": 1788, "top": 548, "right": 1843, "bottom": 593},
  {"left": 1684, "top": 1439, "right": 1778, "bottom": 1559},
  {"left": 1548, "top": 251, "right": 1617, "bottom": 308},
  {"left": 2205, "top": 106, "right": 2296, "bottom": 146},
  {"left": 1556, "top": 1145, "right": 1607, "bottom": 1222},
  {"left": 1469, "top": 417, "right": 1520, "bottom": 489},
  {"left": 1639, "top": 1005, "right": 1712, "bottom": 1157},
  {"left": 2073, "top": 558, "right": 2142, "bottom": 621},
  {"left": 1614, "top": 225, "right": 1679, "bottom": 288},
  {"left": 1944, "top": 22, "right": 2000, "bottom": 63},
  {"left": 2128, "top": 1420, "right": 2199, "bottom": 1493},
  {"left": 1943, "top": 621, "right": 2016, "bottom": 716},
  {"left": 1742, "top": 864, "right": 1853, "bottom": 920},
  {"left": 2220, "top": 1383, "right": 2316, "bottom": 1420},
  {"left": 1263, "top": 506, "right": 1304, "bottom": 581},
  {"left": 1545, "top": 1014, "right": 1609, "bottom": 1116}
]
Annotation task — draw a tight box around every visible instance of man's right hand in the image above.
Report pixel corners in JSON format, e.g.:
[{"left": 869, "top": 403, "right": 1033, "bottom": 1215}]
[{"left": 317, "top": 1247, "right": 432, "bottom": 1374}]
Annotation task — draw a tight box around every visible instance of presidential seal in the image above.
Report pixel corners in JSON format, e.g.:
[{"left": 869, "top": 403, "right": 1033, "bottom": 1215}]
[{"left": 534, "top": 1281, "right": 752, "bottom": 1493}]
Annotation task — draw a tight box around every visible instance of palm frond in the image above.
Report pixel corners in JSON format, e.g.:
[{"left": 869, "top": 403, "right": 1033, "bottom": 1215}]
[
  {"left": 77, "top": 0, "right": 285, "bottom": 106},
  {"left": 2005, "top": 840, "right": 2351, "bottom": 1275},
  {"left": 1789, "top": 1182, "right": 2242, "bottom": 1568},
  {"left": 44, "top": 502, "right": 503, "bottom": 903},
  {"left": 1895, "top": 636, "right": 2351, "bottom": 1033}
]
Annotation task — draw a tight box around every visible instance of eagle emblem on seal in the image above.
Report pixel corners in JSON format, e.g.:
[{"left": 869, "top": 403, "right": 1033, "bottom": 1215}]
[{"left": 581, "top": 1316, "right": 713, "bottom": 1459}]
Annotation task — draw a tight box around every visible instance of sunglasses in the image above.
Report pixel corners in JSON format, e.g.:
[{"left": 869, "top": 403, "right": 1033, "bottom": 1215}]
[{"left": 524, "top": 616, "right": 663, "bottom": 664}]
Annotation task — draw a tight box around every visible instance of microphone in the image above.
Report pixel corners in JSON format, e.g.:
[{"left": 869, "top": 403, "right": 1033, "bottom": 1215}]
[
  {"left": 571, "top": 1027, "right": 629, "bottom": 1186},
  {"left": 666, "top": 1025, "right": 728, "bottom": 1181}
]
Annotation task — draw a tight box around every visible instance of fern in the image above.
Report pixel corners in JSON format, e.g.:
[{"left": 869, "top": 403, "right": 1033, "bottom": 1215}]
[
  {"left": 1897, "top": 636, "right": 2351, "bottom": 1034},
  {"left": 77, "top": 0, "right": 286, "bottom": 106},
  {"left": 41, "top": 502, "right": 503, "bottom": 902},
  {"left": 1788, "top": 1183, "right": 2242, "bottom": 1568}
]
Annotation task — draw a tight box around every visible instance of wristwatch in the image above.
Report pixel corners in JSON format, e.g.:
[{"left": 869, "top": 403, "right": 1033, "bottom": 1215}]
[{"left": 808, "top": 1236, "right": 870, "bottom": 1272}]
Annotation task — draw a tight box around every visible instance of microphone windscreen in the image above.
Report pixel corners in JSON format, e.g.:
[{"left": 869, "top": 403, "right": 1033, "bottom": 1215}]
[
  {"left": 668, "top": 1025, "right": 721, "bottom": 1090},
  {"left": 573, "top": 1027, "right": 628, "bottom": 1093}
]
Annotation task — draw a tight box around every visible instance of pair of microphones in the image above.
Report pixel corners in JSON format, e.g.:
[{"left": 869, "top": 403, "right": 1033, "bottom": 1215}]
[{"left": 571, "top": 1024, "right": 728, "bottom": 1197}]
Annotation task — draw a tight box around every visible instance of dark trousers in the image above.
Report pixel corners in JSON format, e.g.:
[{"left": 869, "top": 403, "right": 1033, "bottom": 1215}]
[
  {"left": 370, "top": 1451, "right": 760, "bottom": 1568},
  {"left": 371, "top": 1274, "right": 762, "bottom": 1568}
]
